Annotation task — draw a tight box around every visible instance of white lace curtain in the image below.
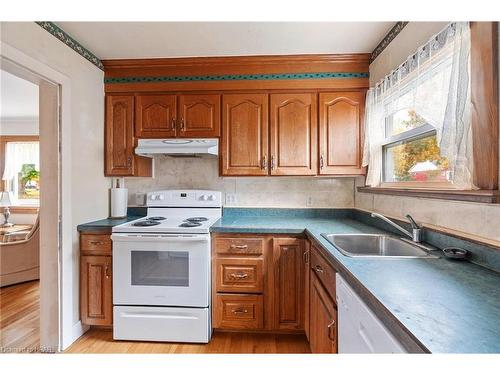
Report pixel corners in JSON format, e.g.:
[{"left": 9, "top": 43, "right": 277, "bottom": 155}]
[
  {"left": 2, "top": 142, "right": 40, "bottom": 181},
  {"left": 363, "top": 22, "right": 474, "bottom": 189}
]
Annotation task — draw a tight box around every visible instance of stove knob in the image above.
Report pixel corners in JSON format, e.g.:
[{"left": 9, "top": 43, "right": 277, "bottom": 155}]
[
  {"left": 200, "top": 194, "right": 208, "bottom": 201},
  {"left": 150, "top": 194, "right": 159, "bottom": 201},
  {"left": 208, "top": 194, "right": 216, "bottom": 201},
  {"left": 158, "top": 194, "right": 164, "bottom": 200}
]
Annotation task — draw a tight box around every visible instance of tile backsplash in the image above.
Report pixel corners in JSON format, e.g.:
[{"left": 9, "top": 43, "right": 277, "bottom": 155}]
[{"left": 125, "top": 156, "right": 355, "bottom": 208}]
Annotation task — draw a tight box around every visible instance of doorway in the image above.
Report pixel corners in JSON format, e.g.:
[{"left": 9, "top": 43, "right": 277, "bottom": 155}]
[{"left": 0, "top": 55, "right": 61, "bottom": 352}]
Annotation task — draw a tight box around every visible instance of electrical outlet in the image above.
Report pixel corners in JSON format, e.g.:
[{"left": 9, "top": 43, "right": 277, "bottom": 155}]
[
  {"left": 226, "top": 193, "right": 237, "bottom": 205},
  {"left": 306, "top": 196, "right": 313, "bottom": 207},
  {"left": 135, "top": 193, "right": 146, "bottom": 206}
]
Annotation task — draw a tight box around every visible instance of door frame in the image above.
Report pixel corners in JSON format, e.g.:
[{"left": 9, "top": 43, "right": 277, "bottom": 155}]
[{"left": 1, "top": 41, "right": 76, "bottom": 351}]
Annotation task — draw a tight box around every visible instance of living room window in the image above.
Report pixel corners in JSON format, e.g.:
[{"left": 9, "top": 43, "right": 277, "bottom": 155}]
[{"left": 0, "top": 138, "right": 40, "bottom": 207}]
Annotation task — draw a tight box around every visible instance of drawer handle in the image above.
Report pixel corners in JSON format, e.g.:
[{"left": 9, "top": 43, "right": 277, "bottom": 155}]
[
  {"left": 229, "top": 273, "right": 248, "bottom": 280},
  {"left": 89, "top": 240, "right": 104, "bottom": 245},
  {"left": 327, "top": 319, "right": 336, "bottom": 341},
  {"left": 230, "top": 244, "right": 248, "bottom": 250},
  {"left": 315, "top": 265, "right": 324, "bottom": 273},
  {"left": 232, "top": 308, "right": 249, "bottom": 314}
]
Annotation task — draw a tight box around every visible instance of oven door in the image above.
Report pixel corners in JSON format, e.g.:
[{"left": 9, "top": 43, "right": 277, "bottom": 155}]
[{"left": 112, "top": 233, "right": 210, "bottom": 307}]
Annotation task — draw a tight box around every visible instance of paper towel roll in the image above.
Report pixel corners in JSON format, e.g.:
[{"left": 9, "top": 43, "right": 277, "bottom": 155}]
[{"left": 110, "top": 188, "right": 128, "bottom": 218}]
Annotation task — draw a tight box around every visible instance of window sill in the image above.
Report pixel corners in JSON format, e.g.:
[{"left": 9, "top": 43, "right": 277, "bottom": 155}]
[
  {"left": 357, "top": 187, "right": 500, "bottom": 204},
  {"left": 9, "top": 206, "right": 40, "bottom": 214}
]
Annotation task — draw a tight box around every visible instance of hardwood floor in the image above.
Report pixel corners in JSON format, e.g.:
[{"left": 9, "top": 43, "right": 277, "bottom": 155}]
[
  {"left": 0, "top": 280, "right": 40, "bottom": 353},
  {"left": 66, "top": 328, "right": 311, "bottom": 354}
]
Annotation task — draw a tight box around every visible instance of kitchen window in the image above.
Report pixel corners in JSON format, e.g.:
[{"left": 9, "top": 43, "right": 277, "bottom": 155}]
[
  {"left": 1, "top": 138, "right": 40, "bottom": 207},
  {"left": 363, "top": 22, "right": 475, "bottom": 190}
]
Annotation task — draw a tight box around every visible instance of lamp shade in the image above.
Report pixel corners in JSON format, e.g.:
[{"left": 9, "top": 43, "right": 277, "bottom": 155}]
[{"left": 0, "top": 191, "right": 13, "bottom": 207}]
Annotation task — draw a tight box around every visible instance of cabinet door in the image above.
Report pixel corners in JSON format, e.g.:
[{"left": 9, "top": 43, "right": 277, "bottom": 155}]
[
  {"left": 273, "top": 238, "right": 304, "bottom": 331},
  {"left": 310, "top": 273, "right": 337, "bottom": 353},
  {"left": 80, "top": 256, "right": 113, "bottom": 326},
  {"left": 178, "top": 94, "right": 221, "bottom": 137},
  {"left": 319, "top": 91, "right": 365, "bottom": 175},
  {"left": 221, "top": 94, "right": 269, "bottom": 176},
  {"left": 135, "top": 94, "right": 177, "bottom": 138},
  {"left": 105, "top": 95, "right": 135, "bottom": 176},
  {"left": 270, "top": 93, "right": 317, "bottom": 175}
]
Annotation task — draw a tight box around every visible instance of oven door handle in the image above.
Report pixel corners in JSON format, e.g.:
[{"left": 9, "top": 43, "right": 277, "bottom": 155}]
[{"left": 111, "top": 233, "right": 210, "bottom": 242}]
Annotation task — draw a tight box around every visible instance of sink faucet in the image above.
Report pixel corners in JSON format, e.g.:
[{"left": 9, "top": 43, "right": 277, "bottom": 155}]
[{"left": 371, "top": 212, "right": 422, "bottom": 243}]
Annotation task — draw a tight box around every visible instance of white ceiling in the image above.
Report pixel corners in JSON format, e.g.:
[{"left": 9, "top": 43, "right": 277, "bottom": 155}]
[
  {"left": 56, "top": 22, "right": 395, "bottom": 60},
  {"left": 0, "top": 69, "right": 39, "bottom": 119}
]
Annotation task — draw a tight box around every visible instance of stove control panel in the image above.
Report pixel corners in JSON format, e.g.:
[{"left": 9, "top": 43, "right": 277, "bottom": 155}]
[{"left": 146, "top": 190, "right": 222, "bottom": 207}]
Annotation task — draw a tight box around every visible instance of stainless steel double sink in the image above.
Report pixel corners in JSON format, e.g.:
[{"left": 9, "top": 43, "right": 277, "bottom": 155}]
[{"left": 321, "top": 233, "right": 439, "bottom": 258}]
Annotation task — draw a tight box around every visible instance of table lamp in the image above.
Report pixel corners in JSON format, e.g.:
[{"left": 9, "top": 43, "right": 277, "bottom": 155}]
[{"left": 0, "top": 191, "right": 14, "bottom": 227}]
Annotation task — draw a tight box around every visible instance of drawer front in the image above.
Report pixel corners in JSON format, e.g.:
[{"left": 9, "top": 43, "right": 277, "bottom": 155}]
[
  {"left": 311, "top": 246, "right": 336, "bottom": 301},
  {"left": 216, "top": 258, "right": 264, "bottom": 293},
  {"left": 215, "top": 237, "right": 264, "bottom": 256},
  {"left": 80, "top": 233, "right": 112, "bottom": 255},
  {"left": 214, "top": 294, "right": 264, "bottom": 330}
]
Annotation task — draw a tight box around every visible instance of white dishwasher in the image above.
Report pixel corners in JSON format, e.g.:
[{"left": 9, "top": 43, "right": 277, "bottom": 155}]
[{"left": 336, "top": 274, "right": 407, "bottom": 353}]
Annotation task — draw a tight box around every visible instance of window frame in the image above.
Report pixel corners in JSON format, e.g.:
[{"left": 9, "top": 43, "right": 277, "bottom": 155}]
[
  {"left": 380, "top": 120, "right": 454, "bottom": 189},
  {"left": 0, "top": 135, "right": 40, "bottom": 213}
]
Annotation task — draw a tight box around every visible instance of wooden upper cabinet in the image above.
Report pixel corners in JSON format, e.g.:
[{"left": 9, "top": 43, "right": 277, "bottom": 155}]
[
  {"left": 270, "top": 93, "right": 317, "bottom": 175},
  {"left": 221, "top": 94, "right": 269, "bottom": 176},
  {"left": 178, "top": 94, "right": 221, "bottom": 137},
  {"left": 273, "top": 238, "right": 304, "bottom": 331},
  {"left": 319, "top": 91, "right": 366, "bottom": 175},
  {"left": 105, "top": 95, "right": 135, "bottom": 176},
  {"left": 135, "top": 94, "right": 177, "bottom": 138},
  {"left": 105, "top": 95, "right": 152, "bottom": 177}
]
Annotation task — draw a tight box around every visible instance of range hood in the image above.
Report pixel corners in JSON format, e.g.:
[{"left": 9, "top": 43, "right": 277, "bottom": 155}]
[{"left": 135, "top": 138, "right": 218, "bottom": 157}]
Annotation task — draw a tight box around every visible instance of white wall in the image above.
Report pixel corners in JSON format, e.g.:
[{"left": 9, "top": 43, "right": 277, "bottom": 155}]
[
  {"left": 0, "top": 22, "right": 109, "bottom": 339},
  {"left": 0, "top": 117, "right": 38, "bottom": 135},
  {"left": 356, "top": 22, "right": 500, "bottom": 244},
  {"left": 126, "top": 157, "right": 356, "bottom": 208}
]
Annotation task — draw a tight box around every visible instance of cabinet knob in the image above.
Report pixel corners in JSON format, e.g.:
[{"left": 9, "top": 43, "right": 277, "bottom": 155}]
[
  {"left": 320, "top": 154, "right": 324, "bottom": 169},
  {"left": 171, "top": 118, "right": 176, "bottom": 131},
  {"left": 127, "top": 156, "right": 132, "bottom": 166},
  {"left": 314, "top": 265, "right": 324, "bottom": 273},
  {"left": 180, "top": 118, "right": 185, "bottom": 130}
]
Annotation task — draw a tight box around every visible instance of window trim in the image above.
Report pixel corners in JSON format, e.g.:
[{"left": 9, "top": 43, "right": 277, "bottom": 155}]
[{"left": 0, "top": 135, "right": 40, "bottom": 209}]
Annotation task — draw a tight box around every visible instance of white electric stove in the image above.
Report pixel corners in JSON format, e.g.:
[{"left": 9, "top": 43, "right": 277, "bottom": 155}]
[{"left": 111, "top": 189, "right": 222, "bottom": 343}]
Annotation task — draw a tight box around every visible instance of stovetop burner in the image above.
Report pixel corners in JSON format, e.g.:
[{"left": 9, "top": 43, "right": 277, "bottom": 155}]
[
  {"left": 185, "top": 217, "right": 208, "bottom": 222},
  {"left": 133, "top": 220, "right": 161, "bottom": 227},
  {"left": 147, "top": 216, "right": 167, "bottom": 221},
  {"left": 179, "top": 222, "right": 202, "bottom": 228}
]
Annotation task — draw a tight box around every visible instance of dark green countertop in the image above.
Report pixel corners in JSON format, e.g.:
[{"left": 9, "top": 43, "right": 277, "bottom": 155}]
[
  {"left": 77, "top": 216, "right": 143, "bottom": 232},
  {"left": 211, "top": 208, "right": 500, "bottom": 354}
]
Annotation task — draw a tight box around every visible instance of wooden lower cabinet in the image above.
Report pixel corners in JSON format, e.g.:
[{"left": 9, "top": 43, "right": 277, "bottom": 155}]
[
  {"left": 308, "top": 246, "right": 338, "bottom": 353},
  {"left": 273, "top": 238, "right": 304, "bottom": 331},
  {"left": 80, "top": 233, "right": 113, "bottom": 326},
  {"left": 212, "top": 233, "right": 306, "bottom": 333},
  {"left": 309, "top": 272, "right": 338, "bottom": 353}
]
